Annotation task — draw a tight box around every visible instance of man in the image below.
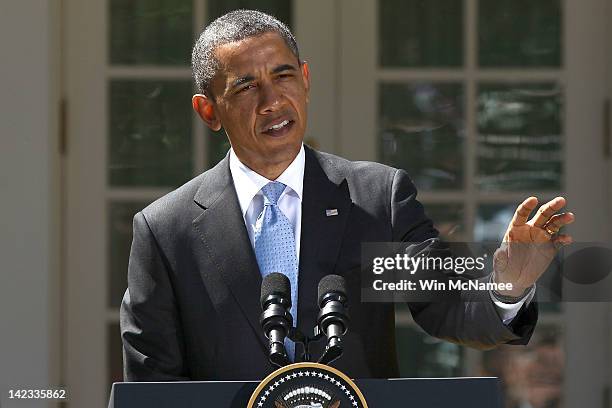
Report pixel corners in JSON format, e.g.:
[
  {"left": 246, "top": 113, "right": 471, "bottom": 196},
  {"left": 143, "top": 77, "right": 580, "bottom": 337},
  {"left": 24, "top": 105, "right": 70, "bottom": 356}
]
[{"left": 121, "top": 10, "right": 574, "bottom": 381}]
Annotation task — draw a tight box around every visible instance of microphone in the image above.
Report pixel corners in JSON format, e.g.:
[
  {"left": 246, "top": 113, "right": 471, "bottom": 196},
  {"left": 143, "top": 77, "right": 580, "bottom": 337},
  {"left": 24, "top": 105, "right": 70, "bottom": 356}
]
[
  {"left": 260, "top": 273, "right": 293, "bottom": 368},
  {"left": 316, "top": 275, "right": 349, "bottom": 365}
]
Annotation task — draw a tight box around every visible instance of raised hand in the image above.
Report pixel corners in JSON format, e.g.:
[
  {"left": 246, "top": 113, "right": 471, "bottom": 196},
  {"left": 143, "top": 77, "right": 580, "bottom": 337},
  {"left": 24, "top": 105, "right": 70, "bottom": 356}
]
[{"left": 493, "top": 196, "right": 575, "bottom": 296}]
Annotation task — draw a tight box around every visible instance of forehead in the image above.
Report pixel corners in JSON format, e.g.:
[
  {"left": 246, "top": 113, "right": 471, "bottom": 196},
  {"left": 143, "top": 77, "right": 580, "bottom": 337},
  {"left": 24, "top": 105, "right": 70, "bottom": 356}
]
[{"left": 214, "top": 32, "right": 297, "bottom": 76}]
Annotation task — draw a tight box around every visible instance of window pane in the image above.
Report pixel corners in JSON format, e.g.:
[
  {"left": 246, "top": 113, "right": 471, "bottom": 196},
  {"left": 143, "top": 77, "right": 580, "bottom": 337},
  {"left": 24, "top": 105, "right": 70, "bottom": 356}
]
[
  {"left": 477, "top": 324, "right": 564, "bottom": 408},
  {"left": 109, "top": 0, "right": 192, "bottom": 65},
  {"left": 108, "top": 202, "right": 149, "bottom": 308},
  {"left": 396, "top": 306, "right": 464, "bottom": 377},
  {"left": 108, "top": 323, "right": 123, "bottom": 390},
  {"left": 474, "top": 203, "right": 514, "bottom": 242},
  {"left": 208, "top": 130, "right": 231, "bottom": 169},
  {"left": 207, "top": 0, "right": 292, "bottom": 28},
  {"left": 424, "top": 203, "right": 464, "bottom": 241},
  {"left": 379, "top": 0, "right": 463, "bottom": 67},
  {"left": 379, "top": 82, "right": 465, "bottom": 190},
  {"left": 477, "top": 83, "right": 563, "bottom": 191},
  {"left": 109, "top": 80, "right": 193, "bottom": 187},
  {"left": 479, "top": 0, "right": 562, "bottom": 67}
]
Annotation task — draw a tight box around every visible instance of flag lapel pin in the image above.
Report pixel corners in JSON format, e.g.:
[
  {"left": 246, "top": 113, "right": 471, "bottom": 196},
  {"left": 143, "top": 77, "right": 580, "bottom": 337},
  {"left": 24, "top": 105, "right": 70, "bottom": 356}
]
[{"left": 325, "top": 209, "right": 339, "bottom": 217}]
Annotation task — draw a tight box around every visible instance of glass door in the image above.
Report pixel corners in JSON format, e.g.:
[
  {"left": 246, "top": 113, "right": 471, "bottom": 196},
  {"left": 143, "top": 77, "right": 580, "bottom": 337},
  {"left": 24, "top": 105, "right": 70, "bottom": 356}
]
[
  {"left": 338, "top": 0, "right": 609, "bottom": 406},
  {"left": 63, "top": 0, "right": 610, "bottom": 406},
  {"left": 64, "top": 1, "right": 336, "bottom": 406}
]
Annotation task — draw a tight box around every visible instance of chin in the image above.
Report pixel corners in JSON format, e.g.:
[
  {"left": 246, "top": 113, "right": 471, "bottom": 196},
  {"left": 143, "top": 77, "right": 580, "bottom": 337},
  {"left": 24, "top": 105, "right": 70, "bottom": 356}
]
[{"left": 264, "top": 141, "right": 301, "bottom": 161}]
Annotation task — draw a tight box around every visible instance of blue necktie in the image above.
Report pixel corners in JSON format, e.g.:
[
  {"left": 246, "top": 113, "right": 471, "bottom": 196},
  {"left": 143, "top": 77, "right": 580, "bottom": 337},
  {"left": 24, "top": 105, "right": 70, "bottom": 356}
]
[{"left": 253, "top": 181, "right": 298, "bottom": 361}]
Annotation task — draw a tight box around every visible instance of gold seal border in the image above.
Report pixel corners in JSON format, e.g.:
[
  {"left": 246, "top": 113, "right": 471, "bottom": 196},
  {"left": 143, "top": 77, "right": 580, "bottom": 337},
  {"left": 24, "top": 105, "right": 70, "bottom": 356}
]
[{"left": 247, "top": 362, "right": 369, "bottom": 408}]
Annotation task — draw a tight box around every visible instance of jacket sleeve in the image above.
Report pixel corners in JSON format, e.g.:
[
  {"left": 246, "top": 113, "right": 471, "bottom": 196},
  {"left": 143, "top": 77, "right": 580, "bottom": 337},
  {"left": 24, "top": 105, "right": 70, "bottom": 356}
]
[
  {"left": 389, "top": 168, "right": 538, "bottom": 349},
  {"left": 120, "top": 211, "right": 190, "bottom": 381}
]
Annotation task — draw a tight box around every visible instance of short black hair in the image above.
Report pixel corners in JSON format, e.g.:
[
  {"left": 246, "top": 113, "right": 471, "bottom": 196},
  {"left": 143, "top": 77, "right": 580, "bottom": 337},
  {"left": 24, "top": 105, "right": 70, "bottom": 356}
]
[{"left": 191, "top": 9, "right": 300, "bottom": 97}]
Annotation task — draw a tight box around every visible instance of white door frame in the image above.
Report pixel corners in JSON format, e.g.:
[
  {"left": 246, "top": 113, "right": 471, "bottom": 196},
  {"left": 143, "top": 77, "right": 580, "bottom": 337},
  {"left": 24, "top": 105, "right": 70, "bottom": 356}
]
[
  {"left": 65, "top": 0, "right": 107, "bottom": 405},
  {"left": 564, "top": 0, "right": 610, "bottom": 406}
]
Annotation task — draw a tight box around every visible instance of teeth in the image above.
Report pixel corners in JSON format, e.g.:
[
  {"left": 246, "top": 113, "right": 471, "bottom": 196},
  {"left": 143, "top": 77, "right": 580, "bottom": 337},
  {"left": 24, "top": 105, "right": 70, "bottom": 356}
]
[{"left": 269, "top": 120, "right": 289, "bottom": 130}]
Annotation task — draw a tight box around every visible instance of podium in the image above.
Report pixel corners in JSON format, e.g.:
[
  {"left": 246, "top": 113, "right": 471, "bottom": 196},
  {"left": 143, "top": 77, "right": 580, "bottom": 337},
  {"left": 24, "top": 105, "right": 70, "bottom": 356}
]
[{"left": 108, "top": 376, "right": 501, "bottom": 407}]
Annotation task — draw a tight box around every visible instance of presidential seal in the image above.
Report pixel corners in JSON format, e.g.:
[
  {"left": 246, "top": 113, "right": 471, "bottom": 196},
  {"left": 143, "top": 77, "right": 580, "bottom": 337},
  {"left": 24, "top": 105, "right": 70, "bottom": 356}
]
[{"left": 248, "top": 362, "right": 368, "bottom": 408}]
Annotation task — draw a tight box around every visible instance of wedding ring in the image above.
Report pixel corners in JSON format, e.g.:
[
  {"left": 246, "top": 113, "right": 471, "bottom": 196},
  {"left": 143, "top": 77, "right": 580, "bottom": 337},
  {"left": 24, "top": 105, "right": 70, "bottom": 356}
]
[{"left": 545, "top": 226, "right": 557, "bottom": 236}]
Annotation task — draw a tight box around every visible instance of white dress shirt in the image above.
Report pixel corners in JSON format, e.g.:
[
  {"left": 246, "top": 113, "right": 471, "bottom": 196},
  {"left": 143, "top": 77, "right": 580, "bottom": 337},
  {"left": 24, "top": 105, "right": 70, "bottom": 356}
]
[
  {"left": 228, "top": 144, "right": 531, "bottom": 324},
  {"left": 230, "top": 145, "right": 305, "bottom": 261}
]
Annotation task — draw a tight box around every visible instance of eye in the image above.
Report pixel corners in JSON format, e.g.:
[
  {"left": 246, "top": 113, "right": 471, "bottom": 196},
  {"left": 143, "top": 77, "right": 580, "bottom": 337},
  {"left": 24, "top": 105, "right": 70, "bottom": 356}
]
[
  {"left": 237, "top": 84, "right": 255, "bottom": 93},
  {"left": 277, "top": 73, "right": 293, "bottom": 80}
]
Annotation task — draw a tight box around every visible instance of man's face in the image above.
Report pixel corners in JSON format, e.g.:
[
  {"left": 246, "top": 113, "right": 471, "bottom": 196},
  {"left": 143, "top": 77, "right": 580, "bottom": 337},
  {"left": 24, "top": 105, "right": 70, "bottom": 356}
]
[{"left": 202, "top": 32, "right": 310, "bottom": 172}]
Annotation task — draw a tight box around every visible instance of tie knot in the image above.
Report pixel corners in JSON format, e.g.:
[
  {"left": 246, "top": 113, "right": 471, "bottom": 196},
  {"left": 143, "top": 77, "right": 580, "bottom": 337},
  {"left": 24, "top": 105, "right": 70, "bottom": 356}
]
[{"left": 261, "top": 182, "right": 286, "bottom": 206}]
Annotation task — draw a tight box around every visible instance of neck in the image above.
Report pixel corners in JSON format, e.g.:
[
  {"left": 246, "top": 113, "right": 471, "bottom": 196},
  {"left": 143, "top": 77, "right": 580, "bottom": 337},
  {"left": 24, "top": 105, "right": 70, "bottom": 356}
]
[
  {"left": 234, "top": 146, "right": 301, "bottom": 180},
  {"left": 252, "top": 162, "right": 290, "bottom": 180}
]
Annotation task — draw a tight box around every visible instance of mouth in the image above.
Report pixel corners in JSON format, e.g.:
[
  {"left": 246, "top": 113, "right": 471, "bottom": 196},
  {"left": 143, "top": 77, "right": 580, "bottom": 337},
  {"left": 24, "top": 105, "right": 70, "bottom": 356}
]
[{"left": 261, "top": 118, "right": 295, "bottom": 137}]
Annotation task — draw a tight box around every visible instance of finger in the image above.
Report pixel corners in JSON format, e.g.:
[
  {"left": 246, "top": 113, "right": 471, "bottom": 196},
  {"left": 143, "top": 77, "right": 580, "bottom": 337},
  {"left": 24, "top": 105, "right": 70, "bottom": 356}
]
[
  {"left": 532, "top": 196, "right": 566, "bottom": 227},
  {"left": 511, "top": 196, "right": 538, "bottom": 227},
  {"left": 552, "top": 233, "right": 573, "bottom": 245},
  {"left": 544, "top": 212, "right": 575, "bottom": 233}
]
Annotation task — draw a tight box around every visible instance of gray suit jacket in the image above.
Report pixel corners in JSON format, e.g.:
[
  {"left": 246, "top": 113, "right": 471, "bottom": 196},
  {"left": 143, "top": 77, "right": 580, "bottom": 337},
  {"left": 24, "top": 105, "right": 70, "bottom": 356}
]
[{"left": 121, "top": 146, "right": 537, "bottom": 381}]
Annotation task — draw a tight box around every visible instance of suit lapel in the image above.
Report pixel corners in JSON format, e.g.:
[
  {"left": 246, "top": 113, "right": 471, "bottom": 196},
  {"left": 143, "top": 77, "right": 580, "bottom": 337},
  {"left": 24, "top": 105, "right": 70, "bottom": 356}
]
[
  {"left": 297, "top": 147, "right": 353, "bottom": 345},
  {"left": 192, "top": 156, "right": 267, "bottom": 351},
  {"left": 191, "top": 148, "right": 354, "bottom": 358}
]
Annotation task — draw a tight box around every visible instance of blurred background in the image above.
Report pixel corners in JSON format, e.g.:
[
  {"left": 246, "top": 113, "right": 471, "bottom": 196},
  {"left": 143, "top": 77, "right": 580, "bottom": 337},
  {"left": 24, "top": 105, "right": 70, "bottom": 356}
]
[{"left": 1, "top": 0, "right": 611, "bottom": 407}]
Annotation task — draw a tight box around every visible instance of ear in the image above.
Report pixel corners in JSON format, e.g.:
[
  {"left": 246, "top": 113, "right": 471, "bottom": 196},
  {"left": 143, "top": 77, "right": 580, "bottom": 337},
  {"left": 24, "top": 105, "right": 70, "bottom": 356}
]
[
  {"left": 192, "top": 94, "right": 222, "bottom": 131},
  {"left": 300, "top": 61, "right": 311, "bottom": 103}
]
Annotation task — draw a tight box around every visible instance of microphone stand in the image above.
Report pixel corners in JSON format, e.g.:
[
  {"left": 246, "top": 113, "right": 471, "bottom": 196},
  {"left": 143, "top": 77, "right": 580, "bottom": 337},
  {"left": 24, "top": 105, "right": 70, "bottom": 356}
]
[
  {"left": 288, "top": 328, "right": 313, "bottom": 362},
  {"left": 288, "top": 326, "right": 343, "bottom": 365}
]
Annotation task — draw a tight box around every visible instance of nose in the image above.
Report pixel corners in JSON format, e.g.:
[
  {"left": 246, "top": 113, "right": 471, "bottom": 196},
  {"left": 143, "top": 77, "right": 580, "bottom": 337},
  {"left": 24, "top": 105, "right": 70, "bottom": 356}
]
[{"left": 257, "top": 81, "right": 283, "bottom": 114}]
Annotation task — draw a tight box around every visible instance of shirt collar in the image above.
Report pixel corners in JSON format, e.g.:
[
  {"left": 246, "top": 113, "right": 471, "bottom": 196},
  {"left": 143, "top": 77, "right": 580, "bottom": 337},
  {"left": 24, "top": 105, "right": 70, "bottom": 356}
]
[{"left": 229, "top": 144, "right": 305, "bottom": 216}]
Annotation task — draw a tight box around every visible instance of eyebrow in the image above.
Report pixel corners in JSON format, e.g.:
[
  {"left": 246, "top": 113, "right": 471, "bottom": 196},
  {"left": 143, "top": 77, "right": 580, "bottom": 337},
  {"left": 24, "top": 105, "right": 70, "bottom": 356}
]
[
  {"left": 229, "top": 64, "right": 298, "bottom": 90},
  {"left": 271, "top": 63, "right": 298, "bottom": 74}
]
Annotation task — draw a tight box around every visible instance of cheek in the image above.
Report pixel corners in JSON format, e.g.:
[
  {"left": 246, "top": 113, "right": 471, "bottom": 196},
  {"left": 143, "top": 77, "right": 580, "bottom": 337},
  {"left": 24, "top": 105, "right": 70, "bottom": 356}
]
[
  {"left": 224, "top": 101, "right": 256, "bottom": 126},
  {"left": 291, "top": 94, "right": 309, "bottom": 121},
  {"left": 283, "top": 87, "right": 308, "bottom": 112}
]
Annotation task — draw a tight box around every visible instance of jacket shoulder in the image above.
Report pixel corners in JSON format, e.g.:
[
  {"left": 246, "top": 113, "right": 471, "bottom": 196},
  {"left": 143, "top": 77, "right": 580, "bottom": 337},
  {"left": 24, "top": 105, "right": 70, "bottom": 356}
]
[
  {"left": 313, "top": 149, "right": 401, "bottom": 193},
  {"left": 314, "top": 149, "right": 398, "bottom": 180}
]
